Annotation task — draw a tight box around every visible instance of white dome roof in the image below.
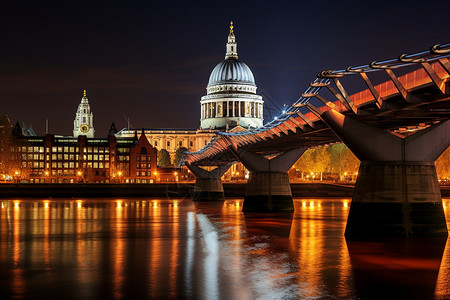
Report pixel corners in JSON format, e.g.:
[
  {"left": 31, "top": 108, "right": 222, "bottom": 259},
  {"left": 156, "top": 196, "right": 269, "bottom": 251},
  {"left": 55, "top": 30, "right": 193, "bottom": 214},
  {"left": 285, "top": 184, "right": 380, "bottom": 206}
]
[{"left": 208, "top": 58, "right": 255, "bottom": 86}]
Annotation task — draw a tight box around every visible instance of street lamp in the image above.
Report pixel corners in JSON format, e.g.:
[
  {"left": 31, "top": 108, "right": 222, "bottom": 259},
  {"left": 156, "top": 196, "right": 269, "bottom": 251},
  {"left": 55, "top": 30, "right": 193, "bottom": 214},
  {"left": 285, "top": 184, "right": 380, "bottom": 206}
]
[{"left": 117, "top": 171, "right": 122, "bottom": 183}]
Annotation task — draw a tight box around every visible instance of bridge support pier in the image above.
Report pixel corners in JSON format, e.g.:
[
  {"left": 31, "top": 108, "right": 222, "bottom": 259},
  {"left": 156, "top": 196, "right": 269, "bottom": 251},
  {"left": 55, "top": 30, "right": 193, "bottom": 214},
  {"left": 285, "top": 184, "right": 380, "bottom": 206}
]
[
  {"left": 321, "top": 109, "right": 450, "bottom": 237},
  {"left": 185, "top": 162, "right": 230, "bottom": 201},
  {"left": 231, "top": 148, "right": 306, "bottom": 212}
]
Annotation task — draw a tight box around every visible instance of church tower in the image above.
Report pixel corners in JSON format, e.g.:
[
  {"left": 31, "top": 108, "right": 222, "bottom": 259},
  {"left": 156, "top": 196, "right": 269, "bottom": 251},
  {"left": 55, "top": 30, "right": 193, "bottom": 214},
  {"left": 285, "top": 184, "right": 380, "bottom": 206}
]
[{"left": 73, "top": 90, "right": 95, "bottom": 138}]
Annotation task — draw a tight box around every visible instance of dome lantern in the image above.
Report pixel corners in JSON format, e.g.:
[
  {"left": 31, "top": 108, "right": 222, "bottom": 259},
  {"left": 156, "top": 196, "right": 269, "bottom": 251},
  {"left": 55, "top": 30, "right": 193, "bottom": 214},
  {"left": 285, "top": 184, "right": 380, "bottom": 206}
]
[{"left": 225, "top": 21, "right": 238, "bottom": 60}]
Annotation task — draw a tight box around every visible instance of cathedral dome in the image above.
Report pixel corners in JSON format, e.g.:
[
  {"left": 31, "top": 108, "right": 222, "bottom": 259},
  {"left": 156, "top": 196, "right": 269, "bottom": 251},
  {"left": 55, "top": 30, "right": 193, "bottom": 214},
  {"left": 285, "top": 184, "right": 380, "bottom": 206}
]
[{"left": 208, "top": 58, "right": 255, "bottom": 86}]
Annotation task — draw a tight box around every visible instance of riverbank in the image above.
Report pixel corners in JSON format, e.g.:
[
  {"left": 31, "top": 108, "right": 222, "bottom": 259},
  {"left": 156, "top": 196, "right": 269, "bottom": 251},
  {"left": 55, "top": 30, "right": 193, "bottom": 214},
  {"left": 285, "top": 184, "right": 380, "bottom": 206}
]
[{"left": 0, "top": 183, "right": 449, "bottom": 198}]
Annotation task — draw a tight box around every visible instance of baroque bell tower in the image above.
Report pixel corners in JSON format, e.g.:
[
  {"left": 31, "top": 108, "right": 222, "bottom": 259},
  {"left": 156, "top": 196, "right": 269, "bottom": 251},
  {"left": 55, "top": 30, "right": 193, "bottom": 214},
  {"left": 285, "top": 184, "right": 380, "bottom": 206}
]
[{"left": 73, "top": 90, "right": 95, "bottom": 138}]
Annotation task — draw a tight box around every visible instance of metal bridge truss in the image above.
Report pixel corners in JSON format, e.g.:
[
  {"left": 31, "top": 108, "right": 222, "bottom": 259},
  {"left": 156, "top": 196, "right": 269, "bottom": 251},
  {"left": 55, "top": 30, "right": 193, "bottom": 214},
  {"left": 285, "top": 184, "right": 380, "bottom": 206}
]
[{"left": 183, "top": 43, "right": 450, "bottom": 166}]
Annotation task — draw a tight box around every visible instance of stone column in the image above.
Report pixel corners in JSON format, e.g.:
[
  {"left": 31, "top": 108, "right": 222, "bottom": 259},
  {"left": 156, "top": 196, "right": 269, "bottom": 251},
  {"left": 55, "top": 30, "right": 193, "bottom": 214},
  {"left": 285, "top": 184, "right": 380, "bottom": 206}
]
[
  {"left": 185, "top": 162, "right": 231, "bottom": 201},
  {"left": 321, "top": 109, "right": 450, "bottom": 237},
  {"left": 229, "top": 147, "right": 306, "bottom": 212}
]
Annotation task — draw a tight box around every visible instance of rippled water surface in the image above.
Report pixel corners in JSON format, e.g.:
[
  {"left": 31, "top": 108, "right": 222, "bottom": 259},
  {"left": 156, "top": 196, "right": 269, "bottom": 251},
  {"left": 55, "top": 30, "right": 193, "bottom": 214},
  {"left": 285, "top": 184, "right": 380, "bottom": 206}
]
[{"left": 1, "top": 198, "right": 450, "bottom": 299}]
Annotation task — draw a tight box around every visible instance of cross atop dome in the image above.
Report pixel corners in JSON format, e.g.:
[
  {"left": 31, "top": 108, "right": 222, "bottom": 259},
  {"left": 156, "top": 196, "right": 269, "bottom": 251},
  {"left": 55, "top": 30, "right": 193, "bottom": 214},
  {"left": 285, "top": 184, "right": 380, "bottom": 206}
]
[{"left": 225, "top": 21, "right": 238, "bottom": 60}]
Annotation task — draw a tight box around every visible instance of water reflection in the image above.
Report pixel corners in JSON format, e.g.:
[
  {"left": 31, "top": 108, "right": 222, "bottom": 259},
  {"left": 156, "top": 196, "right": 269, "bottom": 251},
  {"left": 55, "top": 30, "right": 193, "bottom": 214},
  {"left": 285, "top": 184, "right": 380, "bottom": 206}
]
[
  {"left": 0, "top": 198, "right": 449, "bottom": 299},
  {"left": 347, "top": 237, "right": 446, "bottom": 299}
]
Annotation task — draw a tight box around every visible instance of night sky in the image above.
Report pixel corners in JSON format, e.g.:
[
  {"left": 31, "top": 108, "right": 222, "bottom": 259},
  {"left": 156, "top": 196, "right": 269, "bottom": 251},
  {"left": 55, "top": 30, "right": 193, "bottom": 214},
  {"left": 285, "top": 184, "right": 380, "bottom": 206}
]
[{"left": 1, "top": 1, "right": 449, "bottom": 136}]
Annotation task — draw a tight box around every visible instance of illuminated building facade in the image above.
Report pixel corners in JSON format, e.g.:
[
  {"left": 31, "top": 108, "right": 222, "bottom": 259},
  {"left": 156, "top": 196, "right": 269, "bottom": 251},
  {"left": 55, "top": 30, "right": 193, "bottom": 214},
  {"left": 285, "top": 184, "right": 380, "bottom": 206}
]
[
  {"left": 19, "top": 129, "right": 157, "bottom": 183},
  {"left": 73, "top": 90, "right": 95, "bottom": 138},
  {"left": 200, "top": 21, "right": 264, "bottom": 130}
]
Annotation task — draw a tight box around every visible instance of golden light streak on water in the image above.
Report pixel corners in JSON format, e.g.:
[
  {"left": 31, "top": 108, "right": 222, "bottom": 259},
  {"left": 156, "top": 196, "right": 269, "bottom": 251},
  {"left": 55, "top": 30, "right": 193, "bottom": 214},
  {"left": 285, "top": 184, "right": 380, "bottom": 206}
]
[
  {"left": 169, "top": 200, "right": 180, "bottom": 298},
  {"left": 434, "top": 198, "right": 450, "bottom": 299},
  {"left": 112, "top": 199, "right": 125, "bottom": 299},
  {"left": 149, "top": 200, "right": 162, "bottom": 297},
  {"left": 12, "top": 201, "right": 24, "bottom": 297}
]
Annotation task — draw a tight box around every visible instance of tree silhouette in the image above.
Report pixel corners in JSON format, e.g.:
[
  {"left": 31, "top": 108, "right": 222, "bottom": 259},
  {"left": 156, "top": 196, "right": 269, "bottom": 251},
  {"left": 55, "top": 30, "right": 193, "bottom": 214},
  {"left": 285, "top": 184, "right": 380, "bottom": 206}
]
[
  {"left": 174, "top": 147, "right": 188, "bottom": 166},
  {"left": 158, "top": 149, "right": 171, "bottom": 167}
]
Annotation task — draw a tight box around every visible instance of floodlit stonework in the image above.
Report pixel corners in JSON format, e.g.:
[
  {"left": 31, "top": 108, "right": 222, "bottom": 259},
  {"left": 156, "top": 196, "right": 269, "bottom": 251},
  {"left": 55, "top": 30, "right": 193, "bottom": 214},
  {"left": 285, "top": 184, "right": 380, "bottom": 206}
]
[
  {"left": 200, "top": 22, "right": 263, "bottom": 130},
  {"left": 73, "top": 90, "right": 95, "bottom": 138}
]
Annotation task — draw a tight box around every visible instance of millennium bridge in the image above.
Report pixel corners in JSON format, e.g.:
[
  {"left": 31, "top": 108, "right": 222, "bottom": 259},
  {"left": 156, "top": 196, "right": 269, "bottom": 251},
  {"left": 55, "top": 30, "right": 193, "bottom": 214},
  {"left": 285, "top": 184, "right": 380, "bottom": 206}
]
[{"left": 182, "top": 43, "right": 450, "bottom": 238}]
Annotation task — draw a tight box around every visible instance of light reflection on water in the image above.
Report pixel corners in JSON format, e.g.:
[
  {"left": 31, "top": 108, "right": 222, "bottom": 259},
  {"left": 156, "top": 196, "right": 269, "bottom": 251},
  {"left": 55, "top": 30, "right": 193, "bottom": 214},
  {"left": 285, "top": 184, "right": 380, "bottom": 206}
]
[{"left": 0, "top": 198, "right": 449, "bottom": 299}]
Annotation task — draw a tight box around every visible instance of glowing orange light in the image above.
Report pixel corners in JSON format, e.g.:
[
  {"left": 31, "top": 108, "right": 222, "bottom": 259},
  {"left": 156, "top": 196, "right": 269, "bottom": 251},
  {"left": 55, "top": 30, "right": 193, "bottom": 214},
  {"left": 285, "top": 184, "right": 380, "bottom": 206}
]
[
  {"left": 44, "top": 171, "right": 49, "bottom": 176},
  {"left": 77, "top": 171, "right": 82, "bottom": 176},
  {"left": 174, "top": 172, "right": 177, "bottom": 176},
  {"left": 118, "top": 171, "right": 122, "bottom": 176}
]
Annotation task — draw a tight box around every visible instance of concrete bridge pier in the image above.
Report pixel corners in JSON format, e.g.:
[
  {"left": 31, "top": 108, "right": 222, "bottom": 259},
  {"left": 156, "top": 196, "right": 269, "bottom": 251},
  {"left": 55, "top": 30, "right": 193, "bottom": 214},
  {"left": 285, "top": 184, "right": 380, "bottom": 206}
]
[
  {"left": 185, "top": 162, "right": 231, "bottom": 201},
  {"left": 321, "top": 109, "right": 450, "bottom": 237},
  {"left": 230, "top": 147, "right": 306, "bottom": 212}
]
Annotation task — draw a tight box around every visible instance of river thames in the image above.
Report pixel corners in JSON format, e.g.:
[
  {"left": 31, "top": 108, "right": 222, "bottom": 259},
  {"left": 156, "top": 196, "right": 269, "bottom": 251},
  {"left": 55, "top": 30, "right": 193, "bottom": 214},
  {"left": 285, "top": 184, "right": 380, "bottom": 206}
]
[{"left": 1, "top": 197, "right": 450, "bottom": 299}]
